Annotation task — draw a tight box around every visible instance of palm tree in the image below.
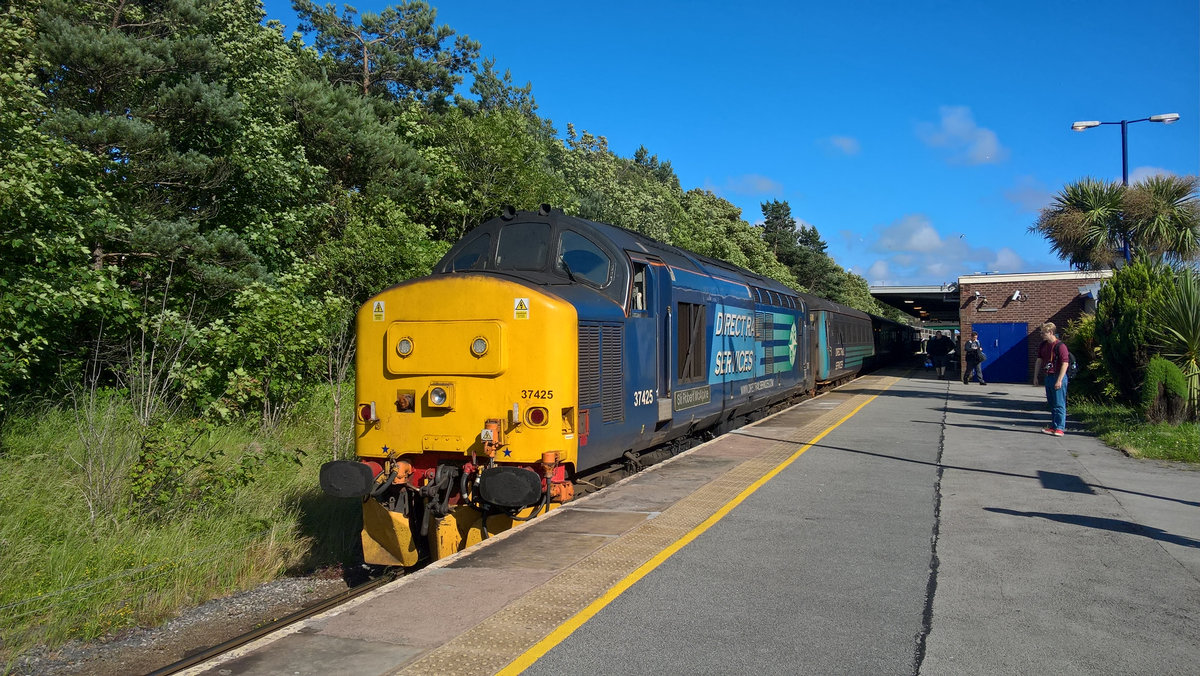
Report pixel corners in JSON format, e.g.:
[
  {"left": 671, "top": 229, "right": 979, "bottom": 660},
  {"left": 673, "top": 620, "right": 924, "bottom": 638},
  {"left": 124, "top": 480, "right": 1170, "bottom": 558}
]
[
  {"left": 1124, "top": 175, "right": 1200, "bottom": 265},
  {"left": 1032, "top": 175, "right": 1200, "bottom": 269},
  {"left": 1030, "top": 177, "right": 1125, "bottom": 269}
]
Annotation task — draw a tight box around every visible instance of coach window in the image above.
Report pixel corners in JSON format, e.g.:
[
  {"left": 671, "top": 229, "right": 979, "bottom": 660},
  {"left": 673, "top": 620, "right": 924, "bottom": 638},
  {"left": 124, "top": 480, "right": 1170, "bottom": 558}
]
[
  {"left": 677, "top": 302, "right": 706, "bottom": 383},
  {"left": 449, "top": 232, "right": 490, "bottom": 271},
  {"left": 497, "top": 222, "right": 550, "bottom": 270},
  {"left": 557, "top": 230, "right": 612, "bottom": 288}
]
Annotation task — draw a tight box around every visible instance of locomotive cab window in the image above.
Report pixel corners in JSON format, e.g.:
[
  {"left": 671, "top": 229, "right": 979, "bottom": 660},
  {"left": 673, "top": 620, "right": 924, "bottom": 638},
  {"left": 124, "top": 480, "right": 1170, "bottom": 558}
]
[
  {"left": 497, "top": 222, "right": 550, "bottom": 270},
  {"left": 556, "top": 230, "right": 611, "bottom": 288},
  {"left": 449, "top": 232, "right": 490, "bottom": 271}
]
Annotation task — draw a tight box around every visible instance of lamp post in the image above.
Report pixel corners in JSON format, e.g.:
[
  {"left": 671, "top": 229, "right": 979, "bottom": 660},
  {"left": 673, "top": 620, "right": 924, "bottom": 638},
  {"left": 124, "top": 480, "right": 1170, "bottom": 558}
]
[{"left": 1070, "top": 113, "right": 1181, "bottom": 262}]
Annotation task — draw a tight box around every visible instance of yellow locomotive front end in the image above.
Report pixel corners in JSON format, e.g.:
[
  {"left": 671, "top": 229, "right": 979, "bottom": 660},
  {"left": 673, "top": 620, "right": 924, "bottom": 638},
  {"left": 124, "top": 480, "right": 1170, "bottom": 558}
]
[{"left": 332, "top": 274, "right": 579, "bottom": 565}]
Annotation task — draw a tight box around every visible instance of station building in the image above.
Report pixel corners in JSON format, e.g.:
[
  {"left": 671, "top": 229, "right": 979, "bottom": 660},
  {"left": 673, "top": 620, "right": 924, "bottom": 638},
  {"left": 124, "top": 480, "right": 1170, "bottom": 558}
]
[{"left": 872, "top": 269, "right": 1112, "bottom": 383}]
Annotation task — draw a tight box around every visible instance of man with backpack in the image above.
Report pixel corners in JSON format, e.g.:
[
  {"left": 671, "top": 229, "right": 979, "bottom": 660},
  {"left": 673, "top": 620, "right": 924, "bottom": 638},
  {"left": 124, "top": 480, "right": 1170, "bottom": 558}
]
[
  {"left": 1032, "top": 322, "right": 1070, "bottom": 436},
  {"left": 962, "top": 331, "right": 986, "bottom": 385}
]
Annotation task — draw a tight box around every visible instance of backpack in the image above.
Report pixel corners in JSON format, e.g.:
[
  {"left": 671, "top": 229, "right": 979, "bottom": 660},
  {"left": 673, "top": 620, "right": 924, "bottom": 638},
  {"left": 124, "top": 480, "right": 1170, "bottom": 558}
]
[{"left": 1066, "top": 350, "right": 1078, "bottom": 379}]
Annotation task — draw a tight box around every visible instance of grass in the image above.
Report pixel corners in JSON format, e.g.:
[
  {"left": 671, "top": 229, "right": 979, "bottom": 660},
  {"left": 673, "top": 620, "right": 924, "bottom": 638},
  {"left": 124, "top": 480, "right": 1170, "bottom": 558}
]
[
  {"left": 1070, "top": 400, "right": 1200, "bottom": 463},
  {"left": 0, "top": 387, "right": 363, "bottom": 669}
]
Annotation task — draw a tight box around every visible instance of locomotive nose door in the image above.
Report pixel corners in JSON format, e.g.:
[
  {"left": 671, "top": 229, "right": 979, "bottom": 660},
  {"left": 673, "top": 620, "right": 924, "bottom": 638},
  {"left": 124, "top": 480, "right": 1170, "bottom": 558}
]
[{"left": 631, "top": 258, "right": 672, "bottom": 425}]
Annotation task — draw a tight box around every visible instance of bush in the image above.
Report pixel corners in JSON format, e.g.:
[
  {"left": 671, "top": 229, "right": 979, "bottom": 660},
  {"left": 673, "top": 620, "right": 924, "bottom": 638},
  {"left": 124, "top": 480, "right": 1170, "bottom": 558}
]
[
  {"left": 1141, "top": 356, "right": 1189, "bottom": 424},
  {"left": 1064, "top": 314, "right": 1118, "bottom": 401},
  {"left": 1150, "top": 267, "right": 1200, "bottom": 421},
  {"left": 1095, "top": 261, "right": 1172, "bottom": 401}
]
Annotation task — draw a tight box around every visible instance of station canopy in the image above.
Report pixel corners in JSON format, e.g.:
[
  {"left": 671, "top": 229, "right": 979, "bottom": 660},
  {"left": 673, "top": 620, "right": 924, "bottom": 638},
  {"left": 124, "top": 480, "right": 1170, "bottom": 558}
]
[{"left": 869, "top": 284, "right": 961, "bottom": 324}]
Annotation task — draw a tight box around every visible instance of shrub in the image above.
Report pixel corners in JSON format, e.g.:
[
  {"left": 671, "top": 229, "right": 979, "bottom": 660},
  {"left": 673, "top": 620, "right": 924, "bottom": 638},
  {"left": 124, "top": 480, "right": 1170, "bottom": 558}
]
[
  {"left": 1141, "top": 356, "right": 1189, "bottom": 424},
  {"left": 1095, "top": 261, "right": 1172, "bottom": 401},
  {"left": 1150, "top": 267, "right": 1200, "bottom": 420},
  {"left": 1064, "top": 314, "right": 1118, "bottom": 401}
]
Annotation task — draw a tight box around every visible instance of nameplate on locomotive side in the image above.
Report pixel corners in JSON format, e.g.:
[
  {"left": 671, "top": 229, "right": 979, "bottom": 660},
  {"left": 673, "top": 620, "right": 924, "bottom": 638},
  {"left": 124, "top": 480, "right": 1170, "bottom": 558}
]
[{"left": 674, "top": 386, "right": 711, "bottom": 411}]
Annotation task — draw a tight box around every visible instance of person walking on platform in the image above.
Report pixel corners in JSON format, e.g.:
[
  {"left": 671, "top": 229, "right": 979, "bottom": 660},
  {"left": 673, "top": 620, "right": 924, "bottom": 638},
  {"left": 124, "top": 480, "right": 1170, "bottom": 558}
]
[
  {"left": 1033, "top": 322, "right": 1069, "bottom": 436},
  {"left": 928, "top": 331, "right": 954, "bottom": 380},
  {"left": 962, "top": 331, "right": 986, "bottom": 385}
]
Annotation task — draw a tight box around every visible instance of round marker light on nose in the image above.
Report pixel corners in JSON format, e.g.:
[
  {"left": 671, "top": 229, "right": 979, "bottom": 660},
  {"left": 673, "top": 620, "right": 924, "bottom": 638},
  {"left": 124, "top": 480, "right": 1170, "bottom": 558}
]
[
  {"left": 527, "top": 407, "right": 547, "bottom": 426},
  {"left": 397, "top": 337, "right": 414, "bottom": 357},
  {"left": 471, "top": 337, "right": 488, "bottom": 356},
  {"left": 430, "top": 387, "right": 448, "bottom": 406}
]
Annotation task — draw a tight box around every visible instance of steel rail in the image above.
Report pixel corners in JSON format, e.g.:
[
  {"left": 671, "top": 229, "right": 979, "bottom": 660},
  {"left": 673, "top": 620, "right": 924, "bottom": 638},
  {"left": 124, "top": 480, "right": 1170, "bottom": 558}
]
[{"left": 145, "top": 570, "right": 400, "bottom": 676}]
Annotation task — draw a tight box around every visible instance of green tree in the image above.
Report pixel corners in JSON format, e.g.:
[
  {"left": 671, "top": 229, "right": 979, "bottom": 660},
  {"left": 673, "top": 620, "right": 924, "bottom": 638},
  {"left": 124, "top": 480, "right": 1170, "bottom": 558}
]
[
  {"left": 418, "top": 106, "right": 572, "bottom": 240},
  {"left": 1031, "top": 175, "right": 1200, "bottom": 269},
  {"left": 1030, "top": 178, "right": 1125, "bottom": 269},
  {"left": 759, "top": 199, "right": 804, "bottom": 269},
  {"left": 0, "top": 3, "right": 132, "bottom": 405},
  {"left": 759, "top": 200, "right": 842, "bottom": 297},
  {"left": 673, "top": 191, "right": 795, "bottom": 286},
  {"left": 293, "top": 0, "right": 479, "bottom": 105},
  {"left": 555, "top": 127, "right": 684, "bottom": 242},
  {"left": 1123, "top": 175, "right": 1200, "bottom": 265}
]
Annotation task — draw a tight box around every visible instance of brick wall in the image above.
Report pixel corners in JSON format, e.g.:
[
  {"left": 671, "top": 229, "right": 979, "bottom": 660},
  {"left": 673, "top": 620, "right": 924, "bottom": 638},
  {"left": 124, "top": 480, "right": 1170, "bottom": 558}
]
[{"left": 957, "top": 279, "right": 1093, "bottom": 382}]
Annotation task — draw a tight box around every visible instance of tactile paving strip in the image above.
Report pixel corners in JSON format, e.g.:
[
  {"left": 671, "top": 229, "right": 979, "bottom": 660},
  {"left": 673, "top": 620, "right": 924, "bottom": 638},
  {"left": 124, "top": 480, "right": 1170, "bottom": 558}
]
[{"left": 393, "top": 377, "right": 896, "bottom": 675}]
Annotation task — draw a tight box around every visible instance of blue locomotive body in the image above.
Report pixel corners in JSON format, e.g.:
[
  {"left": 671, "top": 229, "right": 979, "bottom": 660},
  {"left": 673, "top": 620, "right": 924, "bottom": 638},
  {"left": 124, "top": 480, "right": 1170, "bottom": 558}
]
[{"left": 328, "top": 207, "right": 915, "bottom": 564}]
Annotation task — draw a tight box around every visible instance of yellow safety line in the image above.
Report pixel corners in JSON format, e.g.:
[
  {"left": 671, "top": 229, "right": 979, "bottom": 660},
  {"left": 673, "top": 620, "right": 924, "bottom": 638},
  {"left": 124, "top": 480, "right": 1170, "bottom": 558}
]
[{"left": 498, "top": 379, "right": 895, "bottom": 675}]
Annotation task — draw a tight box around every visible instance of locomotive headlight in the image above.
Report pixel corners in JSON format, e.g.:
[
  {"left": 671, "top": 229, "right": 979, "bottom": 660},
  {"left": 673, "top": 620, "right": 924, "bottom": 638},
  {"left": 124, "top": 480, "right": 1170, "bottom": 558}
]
[
  {"left": 427, "top": 383, "right": 454, "bottom": 409},
  {"left": 470, "top": 336, "right": 489, "bottom": 357},
  {"left": 396, "top": 337, "right": 414, "bottom": 357}
]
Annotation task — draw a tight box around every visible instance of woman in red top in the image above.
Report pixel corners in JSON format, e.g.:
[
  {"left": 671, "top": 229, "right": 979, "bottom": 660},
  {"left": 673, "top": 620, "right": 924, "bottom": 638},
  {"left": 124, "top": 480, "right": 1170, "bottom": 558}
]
[{"left": 1033, "top": 322, "right": 1070, "bottom": 436}]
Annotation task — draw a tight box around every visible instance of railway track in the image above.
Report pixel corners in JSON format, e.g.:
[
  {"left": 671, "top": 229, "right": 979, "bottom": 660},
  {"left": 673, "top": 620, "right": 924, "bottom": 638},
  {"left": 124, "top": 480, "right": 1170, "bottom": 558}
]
[{"left": 146, "top": 570, "right": 399, "bottom": 676}]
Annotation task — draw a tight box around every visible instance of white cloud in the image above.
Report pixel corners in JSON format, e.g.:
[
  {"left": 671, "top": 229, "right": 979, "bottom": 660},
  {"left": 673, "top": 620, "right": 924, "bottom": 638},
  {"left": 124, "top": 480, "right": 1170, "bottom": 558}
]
[
  {"left": 719, "top": 174, "right": 784, "bottom": 195},
  {"left": 1004, "top": 175, "right": 1054, "bottom": 213},
  {"left": 1129, "top": 166, "right": 1175, "bottom": 183},
  {"left": 866, "top": 260, "right": 890, "bottom": 283},
  {"left": 917, "top": 106, "right": 1009, "bottom": 165},
  {"left": 826, "top": 135, "right": 861, "bottom": 156},
  {"left": 875, "top": 214, "right": 944, "bottom": 253},
  {"left": 863, "top": 213, "right": 1032, "bottom": 285}
]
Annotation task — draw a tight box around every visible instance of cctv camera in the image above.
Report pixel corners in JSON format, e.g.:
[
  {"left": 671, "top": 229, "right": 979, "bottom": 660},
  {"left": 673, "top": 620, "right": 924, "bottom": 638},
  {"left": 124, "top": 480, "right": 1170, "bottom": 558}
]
[{"left": 973, "top": 291, "right": 981, "bottom": 298}]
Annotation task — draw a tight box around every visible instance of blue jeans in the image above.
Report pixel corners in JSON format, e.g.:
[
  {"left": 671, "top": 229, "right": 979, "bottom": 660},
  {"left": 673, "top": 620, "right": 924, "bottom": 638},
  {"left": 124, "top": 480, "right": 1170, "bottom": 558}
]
[
  {"left": 1045, "top": 375, "right": 1069, "bottom": 430},
  {"left": 965, "top": 361, "right": 984, "bottom": 382}
]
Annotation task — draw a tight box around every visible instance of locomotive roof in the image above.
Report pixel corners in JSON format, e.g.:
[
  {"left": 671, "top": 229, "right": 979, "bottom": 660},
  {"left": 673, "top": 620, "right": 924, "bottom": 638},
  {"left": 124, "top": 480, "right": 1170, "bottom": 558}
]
[
  {"left": 437, "top": 208, "right": 881, "bottom": 319},
  {"left": 501, "top": 209, "right": 798, "bottom": 298}
]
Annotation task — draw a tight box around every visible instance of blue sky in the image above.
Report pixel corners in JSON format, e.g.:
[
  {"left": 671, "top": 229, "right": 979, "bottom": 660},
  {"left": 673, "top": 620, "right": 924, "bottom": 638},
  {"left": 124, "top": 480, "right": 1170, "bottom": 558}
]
[{"left": 261, "top": 0, "right": 1199, "bottom": 286}]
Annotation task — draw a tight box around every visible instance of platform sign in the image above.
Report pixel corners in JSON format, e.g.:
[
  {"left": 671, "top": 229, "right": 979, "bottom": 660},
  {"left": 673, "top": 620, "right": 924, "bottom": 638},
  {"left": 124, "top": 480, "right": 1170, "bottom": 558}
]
[
  {"left": 514, "top": 298, "right": 530, "bottom": 320},
  {"left": 372, "top": 301, "right": 385, "bottom": 321}
]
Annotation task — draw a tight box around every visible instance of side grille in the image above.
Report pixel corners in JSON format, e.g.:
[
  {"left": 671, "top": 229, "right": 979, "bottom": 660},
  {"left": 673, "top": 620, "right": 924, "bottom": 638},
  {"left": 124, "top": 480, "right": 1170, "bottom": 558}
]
[
  {"left": 601, "top": 324, "right": 624, "bottom": 422},
  {"left": 579, "top": 325, "right": 601, "bottom": 407}
]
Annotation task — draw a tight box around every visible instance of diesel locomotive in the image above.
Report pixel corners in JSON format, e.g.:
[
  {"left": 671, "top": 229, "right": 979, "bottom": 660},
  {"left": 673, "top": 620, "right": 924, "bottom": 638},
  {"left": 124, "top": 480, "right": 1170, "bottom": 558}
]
[{"left": 320, "top": 206, "right": 915, "bottom": 566}]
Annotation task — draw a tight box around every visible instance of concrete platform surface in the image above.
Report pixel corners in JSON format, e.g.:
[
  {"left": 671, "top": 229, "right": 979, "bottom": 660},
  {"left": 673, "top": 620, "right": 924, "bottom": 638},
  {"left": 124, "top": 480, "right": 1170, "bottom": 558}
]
[{"left": 188, "top": 371, "right": 1200, "bottom": 676}]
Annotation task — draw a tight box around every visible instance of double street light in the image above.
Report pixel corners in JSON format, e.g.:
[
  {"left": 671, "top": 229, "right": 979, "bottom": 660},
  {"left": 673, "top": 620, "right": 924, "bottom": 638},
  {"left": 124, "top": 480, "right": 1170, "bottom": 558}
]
[{"left": 1070, "top": 112, "right": 1181, "bottom": 262}]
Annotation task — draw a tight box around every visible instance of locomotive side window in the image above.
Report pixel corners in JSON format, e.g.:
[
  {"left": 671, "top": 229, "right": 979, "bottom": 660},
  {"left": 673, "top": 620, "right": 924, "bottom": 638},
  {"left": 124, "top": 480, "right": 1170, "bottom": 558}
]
[
  {"left": 449, "top": 232, "right": 491, "bottom": 271},
  {"left": 677, "top": 302, "right": 707, "bottom": 383},
  {"left": 631, "top": 263, "right": 648, "bottom": 312},
  {"left": 557, "top": 230, "right": 612, "bottom": 287},
  {"left": 497, "top": 222, "right": 550, "bottom": 270}
]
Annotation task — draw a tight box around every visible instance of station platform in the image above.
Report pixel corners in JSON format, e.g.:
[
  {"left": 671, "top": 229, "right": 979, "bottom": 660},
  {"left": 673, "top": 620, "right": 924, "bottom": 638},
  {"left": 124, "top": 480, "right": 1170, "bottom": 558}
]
[{"left": 191, "top": 370, "right": 1200, "bottom": 676}]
